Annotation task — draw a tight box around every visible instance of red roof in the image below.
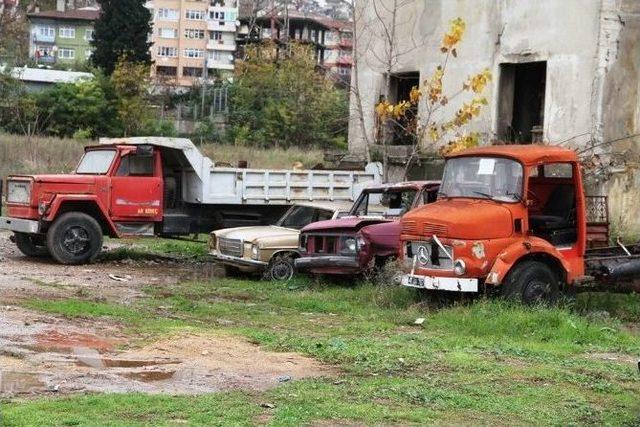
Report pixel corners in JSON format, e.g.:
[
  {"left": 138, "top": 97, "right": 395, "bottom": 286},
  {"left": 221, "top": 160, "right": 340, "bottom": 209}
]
[
  {"left": 447, "top": 144, "right": 578, "bottom": 166},
  {"left": 27, "top": 8, "right": 100, "bottom": 21}
]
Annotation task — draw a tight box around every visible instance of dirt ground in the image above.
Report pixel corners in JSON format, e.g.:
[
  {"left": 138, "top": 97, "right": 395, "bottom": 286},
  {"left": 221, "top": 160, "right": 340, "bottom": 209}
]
[{"left": 0, "top": 231, "right": 332, "bottom": 397}]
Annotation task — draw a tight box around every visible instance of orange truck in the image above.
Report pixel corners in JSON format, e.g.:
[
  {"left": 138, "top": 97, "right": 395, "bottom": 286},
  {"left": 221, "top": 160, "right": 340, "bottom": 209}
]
[{"left": 399, "top": 145, "right": 636, "bottom": 304}]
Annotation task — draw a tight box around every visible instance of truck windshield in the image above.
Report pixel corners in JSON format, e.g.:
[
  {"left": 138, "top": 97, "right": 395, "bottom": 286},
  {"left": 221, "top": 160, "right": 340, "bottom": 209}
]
[
  {"left": 76, "top": 150, "right": 117, "bottom": 174},
  {"left": 351, "top": 189, "right": 416, "bottom": 217},
  {"left": 440, "top": 156, "right": 523, "bottom": 202}
]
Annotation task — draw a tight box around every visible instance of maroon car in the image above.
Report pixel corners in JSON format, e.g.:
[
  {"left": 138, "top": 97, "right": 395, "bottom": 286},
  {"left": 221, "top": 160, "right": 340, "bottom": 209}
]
[{"left": 295, "top": 181, "right": 440, "bottom": 275}]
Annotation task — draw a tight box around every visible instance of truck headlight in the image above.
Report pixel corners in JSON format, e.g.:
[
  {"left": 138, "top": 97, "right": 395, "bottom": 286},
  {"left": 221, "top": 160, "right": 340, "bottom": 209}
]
[
  {"left": 251, "top": 244, "right": 260, "bottom": 260},
  {"left": 454, "top": 259, "right": 466, "bottom": 276},
  {"left": 7, "top": 180, "right": 31, "bottom": 204},
  {"left": 342, "top": 237, "right": 357, "bottom": 254}
]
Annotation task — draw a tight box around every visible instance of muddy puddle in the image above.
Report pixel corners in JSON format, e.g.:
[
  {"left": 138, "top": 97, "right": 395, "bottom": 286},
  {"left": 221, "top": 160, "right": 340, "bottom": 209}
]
[{"left": 0, "top": 309, "right": 333, "bottom": 397}]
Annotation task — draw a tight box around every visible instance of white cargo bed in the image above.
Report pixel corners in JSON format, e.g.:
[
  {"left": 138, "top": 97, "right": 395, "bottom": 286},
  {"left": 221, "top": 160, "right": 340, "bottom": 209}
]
[{"left": 100, "top": 137, "right": 382, "bottom": 205}]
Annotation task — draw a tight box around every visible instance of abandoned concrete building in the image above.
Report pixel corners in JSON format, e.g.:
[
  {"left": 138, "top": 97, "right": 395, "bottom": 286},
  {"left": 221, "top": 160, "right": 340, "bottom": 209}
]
[{"left": 349, "top": 0, "right": 640, "bottom": 238}]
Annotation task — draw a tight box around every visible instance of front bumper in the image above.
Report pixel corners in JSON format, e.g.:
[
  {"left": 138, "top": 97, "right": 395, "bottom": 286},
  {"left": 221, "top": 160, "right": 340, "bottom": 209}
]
[
  {"left": 210, "top": 252, "right": 268, "bottom": 270},
  {"left": 401, "top": 273, "right": 478, "bottom": 292},
  {"left": 295, "top": 255, "right": 360, "bottom": 271},
  {"left": 0, "top": 216, "right": 40, "bottom": 234}
]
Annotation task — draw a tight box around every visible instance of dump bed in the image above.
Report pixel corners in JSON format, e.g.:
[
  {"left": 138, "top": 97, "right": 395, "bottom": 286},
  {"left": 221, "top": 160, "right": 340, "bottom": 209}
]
[{"left": 100, "top": 137, "right": 383, "bottom": 205}]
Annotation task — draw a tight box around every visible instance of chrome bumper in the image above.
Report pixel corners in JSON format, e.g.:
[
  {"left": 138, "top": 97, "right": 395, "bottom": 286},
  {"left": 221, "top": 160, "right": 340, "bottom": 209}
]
[
  {"left": 211, "top": 252, "right": 268, "bottom": 269},
  {"left": 401, "top": 274, "right": 478, "bottom": 292},
  {"left": 0, "top": 217, "right": 40, "bottom": 234},
  {"left": 295, "top": 255, "right": 360, "bottom": 271}
]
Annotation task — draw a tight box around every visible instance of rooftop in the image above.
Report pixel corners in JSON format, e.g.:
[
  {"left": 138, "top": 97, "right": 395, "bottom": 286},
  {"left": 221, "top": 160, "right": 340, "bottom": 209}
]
[
  {"left": 446, "top": 144, "right": 579, "bottom": 165},
  {"left": 27, "top": 7, "right": 100, "bottom": 21},
  {"left": 9, "top": 67, "right": 94, "bottom": 84}
]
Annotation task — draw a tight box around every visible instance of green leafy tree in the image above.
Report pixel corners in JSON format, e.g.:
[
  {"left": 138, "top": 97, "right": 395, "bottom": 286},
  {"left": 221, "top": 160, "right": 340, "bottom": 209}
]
[
  {"left": 36, "top": 77, "right": 119, "bottom": 138},
  {"left": 0, "top": 10, "right": 28, "bottom": 66},
  {"left": 229, "top": 42, "right": 348, "bottom": 149},
  {"left": 91, "top": 0, "right": 153, "bottom": 74},
  {"left": 110, "top": 57, "right": 153, "bottom": 136}
]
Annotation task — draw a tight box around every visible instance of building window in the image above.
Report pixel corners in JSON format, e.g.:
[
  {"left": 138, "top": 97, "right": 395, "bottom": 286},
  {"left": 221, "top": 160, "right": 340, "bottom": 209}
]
[
  {"left": 209, "top": 31, "right": 222, "bottom": 41},
  {"left": 157, "top": 46, "right": 178, "bottom": 57},
  {"left": 182, "top": 67, "right": 203, "bottom": 77},
  {"left": 210, "top": 10, "right": 225, "bottom": 21},
  {"left": 184, "top": 29, "right": 205, "bottom": 39},
  {"left": 159, "top": 28, "right": 178, "bottom": 39},
  {"left": 156, "top": 66, "right": 177, "bottom": 76},
  {"left": 338, "top": 66, "right": 349, "bottom": 75},
  {"left": 37, "top": 26, "right": 55, "bottom": 38},
  {"left": 157, "top": 8, "right": 178, "bottom": 20},
  {"left": 184, "top": 48, "right": 204, "bottom": 58},
  {"left": 84, "top": 29, "right": 94, "bottom": 41},
  {"left": 208, "top": 50, "right": 222, "bottom": 61},
  {"left": 59, "top": 27, "right": 75, "bottom": 38},
  {"left": 185, "top": 9, "right": 205, "bottom": 20},
  {"left": 85, "top": 49, "right": 93, "bottom": 60},
  {"left": 58, "top": 48, "right": 75, "bottom": 59}
]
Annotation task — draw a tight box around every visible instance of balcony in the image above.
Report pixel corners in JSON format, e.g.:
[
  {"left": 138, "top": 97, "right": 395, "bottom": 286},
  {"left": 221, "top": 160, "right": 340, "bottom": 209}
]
[
  {"left": 207, "top": 39, "right": 236, "bottom": 51},
  {"left": 207, "top": 20, "right": 237, "bottom": 32},
  {"left": 207, "top": 58, "right": 234, "bottom": 70},
  {"left": 32, "top": 33, "right": 55, "bottom": 43}
]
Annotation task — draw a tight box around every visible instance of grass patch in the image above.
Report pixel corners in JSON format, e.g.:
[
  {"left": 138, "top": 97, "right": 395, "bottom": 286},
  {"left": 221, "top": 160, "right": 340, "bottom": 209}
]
[
  {"left": 8, "top": 277, "right": 640, "bottom": 425},
  {"left": 101, "top": 237, "right": 210, "bottom": 262}
]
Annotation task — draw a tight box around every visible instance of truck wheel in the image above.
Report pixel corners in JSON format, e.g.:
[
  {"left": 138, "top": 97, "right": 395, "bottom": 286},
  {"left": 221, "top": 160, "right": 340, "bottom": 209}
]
[
  {"left": 46, "top": 212, "right": 103, "bottom": 265},
  {"left": 502, "top": 261, "right": 560, "bottom": 305},
  {"left": 14, "top": 232, "right": 49, "bottom": 258},
  {"left": 264, "top": 253, "right": 295, "bottom": 281}
]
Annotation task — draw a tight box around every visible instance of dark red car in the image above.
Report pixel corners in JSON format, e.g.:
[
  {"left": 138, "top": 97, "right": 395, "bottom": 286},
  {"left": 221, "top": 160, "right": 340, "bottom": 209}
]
[{"left": 295, "top": 181, "right": 440, "bottom": 275}]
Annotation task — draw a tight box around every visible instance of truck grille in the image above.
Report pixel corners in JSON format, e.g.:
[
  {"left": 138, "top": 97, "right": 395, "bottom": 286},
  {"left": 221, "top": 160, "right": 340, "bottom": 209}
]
[
  {"left": 219, "top": 237, "right": 243, "bottom": 257},
  {"left": 401, "top": 220, "right": 417, "bottom": 234},
  {"left": 423, "top": 223, "right": 448, "bottom": 236},
  {"left": 406, "top": 240, "right": 454, "bottom": 270}
]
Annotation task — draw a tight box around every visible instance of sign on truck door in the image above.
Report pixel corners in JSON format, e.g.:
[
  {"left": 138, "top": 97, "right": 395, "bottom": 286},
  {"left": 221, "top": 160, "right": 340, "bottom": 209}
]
[{"left": 110, "top": 148, "right": 164, "bottom": 223}]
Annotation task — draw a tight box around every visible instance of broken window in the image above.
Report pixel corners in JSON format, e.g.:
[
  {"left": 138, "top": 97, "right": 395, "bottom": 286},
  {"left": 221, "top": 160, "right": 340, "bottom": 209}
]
[
  {"left": 497, "top": 61, "right": 547, "bottom": 143},
  {"left": 387, "top": 72, "right": 419, "bottom": 145}
]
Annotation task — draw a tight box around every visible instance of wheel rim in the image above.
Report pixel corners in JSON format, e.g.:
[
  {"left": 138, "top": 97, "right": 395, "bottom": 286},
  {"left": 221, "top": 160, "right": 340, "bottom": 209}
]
[
  {"left": 523, "top": 279, "right": 551, "bottom": 303},
  {"left": 271, "top": 261, "right": 294, "bottom": 281},
  {"left": 62, "top": 226, "right": 90, "bottom": 255}
]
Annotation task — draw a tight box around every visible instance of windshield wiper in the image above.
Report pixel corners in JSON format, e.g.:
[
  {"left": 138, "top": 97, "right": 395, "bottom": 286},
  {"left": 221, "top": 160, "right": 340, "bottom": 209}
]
[
  {"left": 472, "top": 190, "right": 495, "bottom": 200},
  {"left": 437, "top": 191, "right": 449, "bottom": 198}
]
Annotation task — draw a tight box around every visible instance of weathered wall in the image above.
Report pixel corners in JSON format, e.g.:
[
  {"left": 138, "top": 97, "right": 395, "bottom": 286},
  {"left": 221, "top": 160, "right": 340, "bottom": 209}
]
[{"left": 350, "top": 0, "right": 640, "bottom": 238}]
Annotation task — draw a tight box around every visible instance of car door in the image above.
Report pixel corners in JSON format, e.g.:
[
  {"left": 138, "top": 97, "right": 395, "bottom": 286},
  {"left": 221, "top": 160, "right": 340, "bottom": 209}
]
[{"left": 110, "top": 148, "right": 163, "bottom": 222}]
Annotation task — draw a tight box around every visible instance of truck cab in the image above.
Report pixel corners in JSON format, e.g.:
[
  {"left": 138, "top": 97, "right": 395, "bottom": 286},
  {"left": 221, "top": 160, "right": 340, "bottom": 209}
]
[{"left": 400, "top": 145, "right": 588, "bottom": 304}]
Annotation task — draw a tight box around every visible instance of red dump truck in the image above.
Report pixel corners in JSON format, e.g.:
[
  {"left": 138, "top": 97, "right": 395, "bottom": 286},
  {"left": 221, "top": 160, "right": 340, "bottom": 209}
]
[
  {"left": 399, "top": 145, "right": 633, "bottom": 304},
  {"left": 0, "top": 137, "right": 382, "bottom": 264}
]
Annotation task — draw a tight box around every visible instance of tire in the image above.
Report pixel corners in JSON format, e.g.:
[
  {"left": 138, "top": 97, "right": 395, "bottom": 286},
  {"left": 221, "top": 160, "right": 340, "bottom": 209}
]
[
  {"left": 46, "top": 212, "right": 103, "bottom": 265},
  {"left": 264, "top": 253, "right": 295, "bottom": 281},
  {"left": 14, "top": 232, "right": 49, "bottom": 258},
  {"left": 502, "top": 260, "right": 560, "bottom": 305}
]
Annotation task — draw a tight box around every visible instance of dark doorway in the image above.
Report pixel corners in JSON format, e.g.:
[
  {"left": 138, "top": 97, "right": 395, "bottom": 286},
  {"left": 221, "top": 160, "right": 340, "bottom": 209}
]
[
  {"left": 497, "top": 61, "right": 547, "bottom": 143},
  {"left": 388, "top": 72, "right": 419, "bottom": 145}
]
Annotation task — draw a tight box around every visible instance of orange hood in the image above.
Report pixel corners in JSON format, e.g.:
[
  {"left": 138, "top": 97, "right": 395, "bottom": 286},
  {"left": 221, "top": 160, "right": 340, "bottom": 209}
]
[{"left": 402, "top": 199, "right": 514, "bottom": 240}]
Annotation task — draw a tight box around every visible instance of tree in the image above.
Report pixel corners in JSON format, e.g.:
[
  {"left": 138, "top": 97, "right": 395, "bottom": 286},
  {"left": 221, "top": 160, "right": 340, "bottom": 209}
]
[
  {"left": 228, "top": 42, "right": 348, "bottom": 149},
  {"left": 0, "top": 7, "right": 28, "bottom": 65},
  {"left": 374, "top": 18, "right": 492, "bottom": 178},
  {"left": 111, "top": 57, "right": 153, "bottom": 136},
  {"left": 91, "top": 0, "right": 152, "bottom": 74},
  {"left": 37, "top": 77, "right": 119, "bottom": 138}
]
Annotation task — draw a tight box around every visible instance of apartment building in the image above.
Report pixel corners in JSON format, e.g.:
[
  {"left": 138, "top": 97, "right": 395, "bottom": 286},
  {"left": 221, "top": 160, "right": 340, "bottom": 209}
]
[
  {"left": 27, "top": 1, "right": 99, "bottom": 65},
  {"left": 237, "top": 11, "right": 353, "bottom": 87},
  {"left": 148, "top": 0, "right": 238, "bottom": 87}
]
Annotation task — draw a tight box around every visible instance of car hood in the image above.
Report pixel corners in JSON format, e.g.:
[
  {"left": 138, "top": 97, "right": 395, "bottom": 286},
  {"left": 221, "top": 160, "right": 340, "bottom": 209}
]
[
  {"left": 402, "top": 199, "right": 514, "bottom": 240},
  {"left": 214, "top": 226, "right": 298, "bottom": 244},
  {"left": 301, "top": 217, "right": 391, "bottom": 233}
]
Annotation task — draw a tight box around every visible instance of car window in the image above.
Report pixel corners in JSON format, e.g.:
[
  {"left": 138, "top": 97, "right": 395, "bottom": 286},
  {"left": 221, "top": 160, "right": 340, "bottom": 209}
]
[
  {"left": 116, "top": 154, "right": 154, "bottom": 177},
  {"left": 316, "top": 209, "right": 334, "bottom": 222},
  {"left": 76, "top": 150, "right": 116, "bottom": 174},
  {"left": 280, "top": 206, "right": 316, "bottom": 229}
]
